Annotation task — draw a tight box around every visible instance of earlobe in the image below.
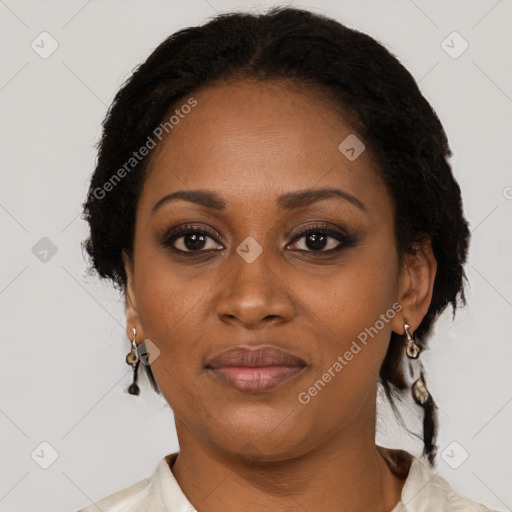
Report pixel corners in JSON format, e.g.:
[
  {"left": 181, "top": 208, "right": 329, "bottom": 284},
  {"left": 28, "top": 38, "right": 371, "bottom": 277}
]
[
  {"left": 122, "top": 250, "right": 141, "bottom": 341},
  {"left": 391, "top": 239, "right": 437, "bottom": 334}
]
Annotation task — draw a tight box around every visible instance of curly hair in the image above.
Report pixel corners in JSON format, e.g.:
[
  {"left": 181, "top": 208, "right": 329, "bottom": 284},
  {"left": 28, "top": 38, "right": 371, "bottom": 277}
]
[{"left": 82, "top": 6, "right": 470, "bottom": 466}]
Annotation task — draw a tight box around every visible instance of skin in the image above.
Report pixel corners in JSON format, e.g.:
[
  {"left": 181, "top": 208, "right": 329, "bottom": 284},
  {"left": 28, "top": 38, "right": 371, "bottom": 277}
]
[{"left": 123, "top": 80, "right": 437, "bottom": 512}]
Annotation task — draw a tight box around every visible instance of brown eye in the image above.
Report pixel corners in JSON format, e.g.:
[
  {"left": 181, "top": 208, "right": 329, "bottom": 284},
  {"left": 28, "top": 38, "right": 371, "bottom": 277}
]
[
  {"left": 293, "top": 232, "right": 339, "bottom": 251},
  {"left": 288, "top": 225, "right": 358, "bottom": 253},
  {"left": 162, "top": 227, "right": 223, "bottom": 253}
]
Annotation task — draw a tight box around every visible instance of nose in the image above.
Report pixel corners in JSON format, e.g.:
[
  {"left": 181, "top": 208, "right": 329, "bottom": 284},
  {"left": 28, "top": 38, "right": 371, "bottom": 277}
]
[{"left": 215, "top": 246, "right": 295, "bottom": 329}]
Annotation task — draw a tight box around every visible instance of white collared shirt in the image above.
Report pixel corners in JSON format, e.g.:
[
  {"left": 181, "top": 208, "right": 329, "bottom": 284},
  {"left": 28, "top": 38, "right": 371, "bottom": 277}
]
[{"left": 77, "top": 451, "right": 497, "bottom": 511}]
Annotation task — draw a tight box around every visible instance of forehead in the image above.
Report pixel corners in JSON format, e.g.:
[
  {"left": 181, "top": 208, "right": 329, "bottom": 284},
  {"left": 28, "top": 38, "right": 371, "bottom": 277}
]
[{"left": 140, "top": 80, "right": 388, "bottom": 214}]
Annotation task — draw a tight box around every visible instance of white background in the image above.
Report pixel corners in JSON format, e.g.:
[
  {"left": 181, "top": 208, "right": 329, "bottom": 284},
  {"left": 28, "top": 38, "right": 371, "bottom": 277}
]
[{"left": 1, "top": 0, "right": 511, "bottom": 511}]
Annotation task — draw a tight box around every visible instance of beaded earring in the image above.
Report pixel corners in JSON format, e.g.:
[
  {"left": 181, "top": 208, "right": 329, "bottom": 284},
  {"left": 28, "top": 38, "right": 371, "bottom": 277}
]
[
  {"left": 404, "top": 323, "right": 430, "bottom": 405},
  {"left": 126, "top": 327, "right": 140, "bottom": 395}
]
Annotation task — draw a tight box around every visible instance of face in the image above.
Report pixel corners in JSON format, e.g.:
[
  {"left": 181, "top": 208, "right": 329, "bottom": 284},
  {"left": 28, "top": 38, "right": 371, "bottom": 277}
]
[{"left": 124, "top": 80, "right": 430, "bottom": 460}]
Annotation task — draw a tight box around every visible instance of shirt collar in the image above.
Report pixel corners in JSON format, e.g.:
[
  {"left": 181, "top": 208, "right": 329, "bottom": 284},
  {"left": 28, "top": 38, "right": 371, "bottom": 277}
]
[{"left": 146, "top": 449, "right": 456, "bottom": 512}]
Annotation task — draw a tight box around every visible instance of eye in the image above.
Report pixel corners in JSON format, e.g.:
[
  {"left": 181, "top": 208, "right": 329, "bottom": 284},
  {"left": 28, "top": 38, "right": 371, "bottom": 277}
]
[
  {"left": 287, "top": 224, "right": 357, "bottom": 253},
  {"left": 162, "top": 226, "right": 223, "bottom": 253},
  {"left": 162, "top": 223, "right": 357, "bottom": 255}
]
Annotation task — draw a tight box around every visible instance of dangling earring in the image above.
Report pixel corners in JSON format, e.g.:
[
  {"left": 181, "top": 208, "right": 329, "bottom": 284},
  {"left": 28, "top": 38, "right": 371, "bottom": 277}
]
[
  {"left": 403, "top": 322, "right": 438, "bottom": 464},
  {"left": 126, "top": 327, "right": 140, "bottom": 395},
  {"left": 404, "top": 323, "right": 430, "bottom": 405},
  {"left": 404, "top": 323, "right": 421, "bottom": 359}
]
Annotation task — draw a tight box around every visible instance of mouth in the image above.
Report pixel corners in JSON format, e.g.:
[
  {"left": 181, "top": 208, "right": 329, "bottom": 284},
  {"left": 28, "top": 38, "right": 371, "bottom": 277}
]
[{"left": 205, "top": 346, "right": 307, "bottom": 393}]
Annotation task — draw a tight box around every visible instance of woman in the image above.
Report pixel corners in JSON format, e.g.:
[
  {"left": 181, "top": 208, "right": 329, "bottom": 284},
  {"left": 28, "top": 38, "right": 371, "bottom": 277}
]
[{"left": 79, "top": 6, "right": 496, "bottom": 511}]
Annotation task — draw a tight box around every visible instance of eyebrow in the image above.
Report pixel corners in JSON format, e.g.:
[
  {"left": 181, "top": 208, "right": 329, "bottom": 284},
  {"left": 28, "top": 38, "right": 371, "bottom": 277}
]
[{"left": 151, "top": 187, "right": 366, "bottom": 215}]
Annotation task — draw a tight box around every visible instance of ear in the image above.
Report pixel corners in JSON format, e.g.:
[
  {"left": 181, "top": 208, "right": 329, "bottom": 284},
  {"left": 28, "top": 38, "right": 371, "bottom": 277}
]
[
  {"left": 391, "top": 239, "right": 437, "bottom": 335},
  {"left": 122, "top": 250, "right": 143, "bottom": 342}
]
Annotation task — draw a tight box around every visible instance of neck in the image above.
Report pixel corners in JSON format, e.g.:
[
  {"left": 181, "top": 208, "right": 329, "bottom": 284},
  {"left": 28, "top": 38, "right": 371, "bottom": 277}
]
[{"left": 170, "top": 420, "right": 406, "bottom": 512}]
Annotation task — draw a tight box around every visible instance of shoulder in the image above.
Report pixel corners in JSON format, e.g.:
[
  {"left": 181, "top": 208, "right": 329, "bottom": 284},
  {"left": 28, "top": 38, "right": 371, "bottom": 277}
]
[
  {"left": 75, "top": 453, "right": 186, "bottom": 512},
  {"left": 76, "top": 476, "right": 151, "bottom": 512},
  {"left": 399, "top": 454, "right": 499, "bottom": 511}
]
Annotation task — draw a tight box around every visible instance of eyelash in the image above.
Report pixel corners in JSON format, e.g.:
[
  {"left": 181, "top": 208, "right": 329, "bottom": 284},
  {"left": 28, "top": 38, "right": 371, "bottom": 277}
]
[
  {"left": 291, "top": 225, "right": 357, "bottom": 252},
  {"left": 161, "top": 223, "right": 357, "bottom": 255}
]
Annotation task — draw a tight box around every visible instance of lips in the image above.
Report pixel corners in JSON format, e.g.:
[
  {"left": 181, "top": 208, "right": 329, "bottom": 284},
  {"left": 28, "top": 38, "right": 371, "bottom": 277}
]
[{"left": 205, "top": 346, "right": 307, "bottom": 393}]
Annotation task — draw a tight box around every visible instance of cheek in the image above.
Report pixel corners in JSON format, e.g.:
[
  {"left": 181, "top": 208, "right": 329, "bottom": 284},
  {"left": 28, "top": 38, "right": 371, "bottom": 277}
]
[
  {"left": 134, "top": 266, "right": 210, "bottom": 415},
  {"left": 130, "top": 246, "right": 197, "bottom": 355},
  {"left": 133, "top": 226, "right": 211, "bottom": 316},
  {"left": 296, "top": 250, "right": 399, "bottom": 345},
  {"left": 134, "top": 259, "right": 209, "bottom": 355},
  {"left": 293, "top": 244, "right": 399, "bottom": 390},
  {"left": 290, "top": 264, "right": 399, "bottom": 438}
]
